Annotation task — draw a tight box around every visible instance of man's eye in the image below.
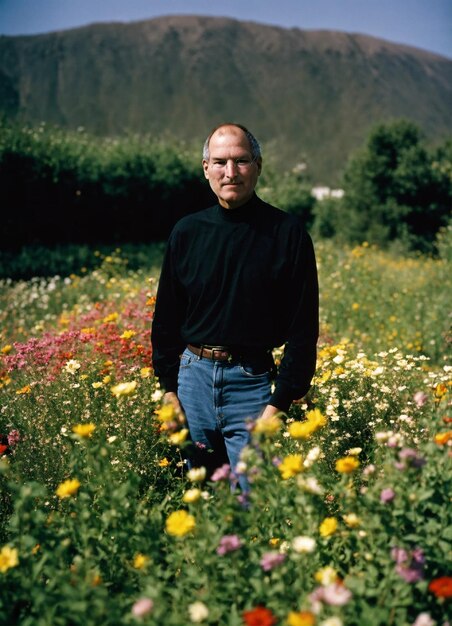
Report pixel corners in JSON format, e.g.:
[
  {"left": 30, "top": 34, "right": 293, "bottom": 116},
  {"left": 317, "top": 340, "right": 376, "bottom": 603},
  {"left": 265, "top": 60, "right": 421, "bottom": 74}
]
[
  {"left": 213, "top": 160, "right": 226, "bottom": 166},
  {"left": 236, "top": 159, "right": 249, "bottom": 166}
]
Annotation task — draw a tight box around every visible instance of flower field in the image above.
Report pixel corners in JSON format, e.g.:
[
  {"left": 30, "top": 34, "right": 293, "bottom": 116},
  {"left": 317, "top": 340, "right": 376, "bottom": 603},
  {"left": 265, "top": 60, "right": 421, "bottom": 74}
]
[{"left": 0, "top": 237, "right": 451, "bottom": 626}]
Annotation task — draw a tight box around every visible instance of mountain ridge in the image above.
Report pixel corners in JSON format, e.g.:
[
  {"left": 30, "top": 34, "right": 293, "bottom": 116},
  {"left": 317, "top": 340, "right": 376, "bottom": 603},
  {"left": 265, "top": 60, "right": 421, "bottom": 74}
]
[{"left": 1, "top": 15, "right": 451, "bottom": 182}]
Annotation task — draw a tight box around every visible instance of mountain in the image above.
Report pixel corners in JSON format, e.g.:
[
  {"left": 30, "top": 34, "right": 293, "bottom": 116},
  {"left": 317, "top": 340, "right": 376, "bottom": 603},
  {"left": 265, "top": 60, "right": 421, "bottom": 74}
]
[{"left": 1, "top": 15, "right": 451, "bottom": 182}]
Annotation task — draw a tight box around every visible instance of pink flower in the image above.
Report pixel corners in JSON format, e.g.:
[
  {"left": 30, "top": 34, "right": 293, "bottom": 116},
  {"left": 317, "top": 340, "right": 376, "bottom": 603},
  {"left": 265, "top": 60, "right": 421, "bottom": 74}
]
[
  {"left": 412, "top": 613, "right": 435, "bottom": 626},
  {"left": 7, "top": 430, "right": 20, "bottom": 447},
  {"left": 131, "top": 598, "right": 154, "bottom": 618},
  {"left": 210, "top": 464, "right": 231, "bottom": 482},
  {"left": 216, "top": 534, "right": 243, "bottom": 556},
  {"left": 392, "top": 546, "right": 425, "bottom": 583},
  {"left": 260, "top": 551, "right": 286, "bottom": 572},
  {"left": 322, "top": 582, "right": 353, "bottom": 606},
  {"left": 380, "top": 487, "right": 396, "bottom": 503},
  {"left": 413, "top": 391, "right": 428, "bottom": 408}
]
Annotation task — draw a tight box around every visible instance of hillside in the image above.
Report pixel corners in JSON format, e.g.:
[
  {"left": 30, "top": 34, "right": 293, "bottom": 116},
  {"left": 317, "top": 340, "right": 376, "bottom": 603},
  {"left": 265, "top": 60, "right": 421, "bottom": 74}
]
[{"left": 0, "top": 15, "right": 451, "bottom": 182}]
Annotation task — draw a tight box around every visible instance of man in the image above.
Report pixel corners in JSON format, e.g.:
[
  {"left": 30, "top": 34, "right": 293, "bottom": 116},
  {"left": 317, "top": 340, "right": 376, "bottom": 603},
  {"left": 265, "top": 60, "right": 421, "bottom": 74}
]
[{"left": 151, "top": 123, "right": 319, "bottom": 486}]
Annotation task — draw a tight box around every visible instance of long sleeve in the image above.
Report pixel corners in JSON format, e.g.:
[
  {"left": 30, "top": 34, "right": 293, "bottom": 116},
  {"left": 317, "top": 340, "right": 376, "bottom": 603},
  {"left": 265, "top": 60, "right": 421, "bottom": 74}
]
[
  {"left": 270, "top": 230, "right": 319, "bottom": 412},
  {"left": 151, "top": 234, "right": 187, "bottom": 392}
]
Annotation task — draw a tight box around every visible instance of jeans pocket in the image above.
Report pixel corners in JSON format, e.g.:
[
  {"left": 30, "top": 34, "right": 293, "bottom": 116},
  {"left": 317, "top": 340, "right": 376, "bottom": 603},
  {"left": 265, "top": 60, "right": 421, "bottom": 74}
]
[
  {"left": 179, "top": 350, "right": 194, "bottom": 369},
  {"left": 239, "top": 361, "right": 271, "bottom": 378}
]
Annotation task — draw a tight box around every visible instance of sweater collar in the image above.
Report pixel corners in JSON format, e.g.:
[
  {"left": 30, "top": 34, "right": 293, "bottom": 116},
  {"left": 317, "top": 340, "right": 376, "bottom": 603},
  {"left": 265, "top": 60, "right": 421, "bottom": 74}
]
[{"left": 216, "top": 193, "right": 261, "bottom": 222}]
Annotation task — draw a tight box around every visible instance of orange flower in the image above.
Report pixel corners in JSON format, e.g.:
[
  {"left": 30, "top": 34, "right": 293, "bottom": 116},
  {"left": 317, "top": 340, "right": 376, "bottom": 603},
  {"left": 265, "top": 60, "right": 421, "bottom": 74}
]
[
  {"left": 16, "top": 385, "right": 31, "bottom": 395},
  {"left": 428, "top": 576, "right": 452, "bottom": 598},
  {"left": 243, "top": 606, "right": 277, "bottom": 626},
  {"left": 434, "top": 431, "right": 452, "bottom": 445},
  {"left": 286, "top": 611, "right": 316, "bottom": 626}
]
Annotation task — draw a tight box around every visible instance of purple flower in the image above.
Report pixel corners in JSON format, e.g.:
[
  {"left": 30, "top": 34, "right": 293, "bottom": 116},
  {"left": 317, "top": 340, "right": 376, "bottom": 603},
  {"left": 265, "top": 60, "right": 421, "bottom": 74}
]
[
  {"left": 131, "top": 597, "right": 154, "bottom": 618},
  {"left": 260, "top": 551, "right": 286, "bottom": 572},
  {"left": 398, "top": 448, "right": 426, "bottom": 469},
  {"left": 380, "top": 488, "right": 396, "bottom": 503},
  {"left": 392, "top": 546, "right": 425, "bottom": 583},
  {"left": 396, "top": 563, "right": 424, "bottom": 583},
  {"left": 413, "top": 391, "right": 428, "bottom": 408},
  {"left": 7, "top": 430, "right": 20, "bottom": 446},
  {"left": 391, "top": 547, "right": 408, "bottom": 564},
  {"left": 210, "top": 464, "right": 231, "bottom": 482},
  {"left": 216, "top": 534, "right": 243, "bottom": 556}
]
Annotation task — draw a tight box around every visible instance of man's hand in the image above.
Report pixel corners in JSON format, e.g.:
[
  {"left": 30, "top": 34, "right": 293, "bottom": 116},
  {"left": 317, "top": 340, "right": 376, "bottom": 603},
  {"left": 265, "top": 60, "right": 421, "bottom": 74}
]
[
  {"left": 163, "top": 391, "right": 182, "bottom": 412},
  {"left": 259, "top": 404, "right": 282, "bottom": 420}
]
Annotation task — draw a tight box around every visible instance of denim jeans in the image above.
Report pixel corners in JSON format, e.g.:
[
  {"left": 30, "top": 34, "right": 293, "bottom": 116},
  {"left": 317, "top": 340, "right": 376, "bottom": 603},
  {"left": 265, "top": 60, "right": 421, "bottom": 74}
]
[{"left": 177, "top": 347, "right": 272, "bottom": 489}]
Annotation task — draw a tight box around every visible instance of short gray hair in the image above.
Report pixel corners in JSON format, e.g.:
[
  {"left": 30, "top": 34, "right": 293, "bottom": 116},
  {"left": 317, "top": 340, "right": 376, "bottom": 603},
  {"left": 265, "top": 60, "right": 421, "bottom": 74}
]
[{"left": 203, "top": 123, "right": 262, "bottom": 161}]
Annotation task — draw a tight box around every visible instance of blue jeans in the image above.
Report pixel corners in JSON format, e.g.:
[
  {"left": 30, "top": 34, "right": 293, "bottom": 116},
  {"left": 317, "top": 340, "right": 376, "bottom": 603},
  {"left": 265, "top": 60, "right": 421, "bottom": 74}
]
[{"left": 177, "top": 347, "right": 272, "bottom": 489}]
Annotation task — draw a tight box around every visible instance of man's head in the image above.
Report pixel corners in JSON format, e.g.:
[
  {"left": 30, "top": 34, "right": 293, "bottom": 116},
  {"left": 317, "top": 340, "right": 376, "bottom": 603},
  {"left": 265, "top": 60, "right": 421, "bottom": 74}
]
[{"left": 202, "top": 123, "right": 262, "bottom": 209}]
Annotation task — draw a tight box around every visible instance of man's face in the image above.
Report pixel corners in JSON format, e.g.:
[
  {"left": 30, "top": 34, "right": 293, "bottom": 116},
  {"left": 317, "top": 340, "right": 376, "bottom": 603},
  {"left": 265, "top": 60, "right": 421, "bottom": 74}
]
[{"left": 202, "top": 126, "right": 262, "bottom": 209}]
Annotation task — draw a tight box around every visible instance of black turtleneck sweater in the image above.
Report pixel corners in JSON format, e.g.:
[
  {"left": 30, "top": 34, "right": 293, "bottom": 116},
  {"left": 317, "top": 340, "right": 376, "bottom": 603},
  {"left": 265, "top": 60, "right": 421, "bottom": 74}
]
[{"left": 151, "top": 194, "right": 319, "bottom": 412}]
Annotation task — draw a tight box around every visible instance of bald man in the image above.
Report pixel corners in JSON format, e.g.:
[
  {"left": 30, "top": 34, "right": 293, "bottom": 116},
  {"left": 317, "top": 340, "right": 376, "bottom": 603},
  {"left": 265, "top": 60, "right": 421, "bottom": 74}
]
[{"left": 151, "top": 123, "right": 319, "bottom": 489}]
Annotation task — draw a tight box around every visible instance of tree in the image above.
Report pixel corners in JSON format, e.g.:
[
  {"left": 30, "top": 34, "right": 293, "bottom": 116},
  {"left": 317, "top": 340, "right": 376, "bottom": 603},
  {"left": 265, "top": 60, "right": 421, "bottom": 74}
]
[{"left": 335, "top": 120, "right": 451, "bottom": 252}]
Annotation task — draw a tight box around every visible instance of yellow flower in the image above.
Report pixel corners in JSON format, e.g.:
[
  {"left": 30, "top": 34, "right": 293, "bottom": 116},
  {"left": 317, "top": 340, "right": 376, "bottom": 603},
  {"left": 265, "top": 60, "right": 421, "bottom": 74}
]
[
  {"left": 92, "top": 381, "right": 103, "bottom": 389},
  {"left": 253, "top": 414, "right": 283, "bottom": 436},
  {"left": 72, "top": 423, "right": 96, "bottom": 438},
  {"left": 278, "top": 454, "right": 304, "bottom": 479},
  {"left": 314, "top": 565, "right": 338, "bottom": 585},
  {"left": 168, "top": 429, "right": 189, "bottom": 446},
  {"left": 182, "top": 488, "right": 202, "bottom": 503},
  {"left": 158, "top": 457, "right": 170, "bottom": 467},
  {"left": 319, "top": 517, "right": 338, "bottom": 538},
  {"left": 155, "top": 404, "right": 176, "bottom": 423},
  {"left": 434, "top": 431, "right": 452, "bottom": 445},
  {"left": 120, "top": 329, "right": 136, "bottom": 340},
  {"left": 352, "top": 302, "right": 360, "bottom": 311},
  {"left": 140, "top": 367, "right": 152, "bottom": 378},
  {"left": 165, "top": 510, "right": 196, "bottom": 537},
  {"left": 305, "top": 408, "right": 327, "bottom": 429},
  {"left": 133, "top": 553, "right": 150, "bottom": 569},
  {"left": 56, "top": 478, "right": 81, "bottom": 499},
  {"left": 1, "top": 345, "right": 12, "bottom": 354},
  {"left": 286, "top": 611, "right": 316, "bottom": 626},
  {"left": 335, "top": 456, "right": 360, "bottom": 474},
  {"left": 102, "top": 375, "right": 111, "bottom": 384},
  {"left": 111, "top": 381, "right": 137, "bottom": 397},
  {"left": 16, "top": 385, "right": 31, "bottom": 395},
  {"left": 102, "top": 312, "right": 118, "bottom": 324},
  {"left": 269, "top": 537, "right": 280, "bottom": 547},
  {"left": 343, "top": 513, "right": 361, "bottom": 528},
  {"left": 0, "top": 545, "right": 19, "bottom": 573},
  {"left": 288, "top": 421, "right": 316, "bottom": 440}
]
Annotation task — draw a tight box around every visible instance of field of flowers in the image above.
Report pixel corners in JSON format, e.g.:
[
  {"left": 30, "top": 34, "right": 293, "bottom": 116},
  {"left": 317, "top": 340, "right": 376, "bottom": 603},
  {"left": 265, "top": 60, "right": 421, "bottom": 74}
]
[{"left": 0, "top": 235, "right": 451, "bottom": 626}]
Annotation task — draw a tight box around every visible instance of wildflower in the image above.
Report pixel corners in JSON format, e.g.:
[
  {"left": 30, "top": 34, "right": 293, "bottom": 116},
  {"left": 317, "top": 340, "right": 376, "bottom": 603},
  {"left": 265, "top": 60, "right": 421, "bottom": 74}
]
[
  {"left": 396, "top": 448, "right": 426, "bottom": 470},
  {"left": 72, "top": 423, "right": 96, "bottom": 438},
  {"left": 428, "top": 575, "right": 452, "bottom": 598},
  {"left": 217, "top": 534, "right": 243, "bottom": 556},
  {"left": 120, "top": 329, "right": 136, "bottom": 339},
  {"left": 253, "top": 413, "right": 283, "bottom": 436},
  {"left": 292, "top": 536, "right": 316, "bottom": 554},
  {"left": 434, "top": 431, "right": 452, "bottom": 445},
  {"left": 319, "top": 517, "right": 338, "bottom": 538},
  {"left": 243, "top": 605, "right": 277, "bottom": 626},
  {"left": 260, "top": 551, "right": 286, "bottom": 571},
  {"left": 133, "top": 553, "right": 149, "bottom": 569},
  {"left": 158, "top": 457, "right": 170, "bottom": 467},
  {"left": 335, "top": 456, "right": 360, "bottom": 473},
  {"left": 92, "top": 381, "right": 103, "bottom": 389},
  {"left": 187, "top": 467, "right": 207, "bottom": 483},
  {"left": 210, "top": 464, "right": 231, "bottom": 482},
  {"left": 165, "top": 510, "right": 196, "bottom": 537},
  {"left": 151, "top": 388, "right": 163, "bottom": 401},
  {"left": 103, "top": 312, "right": 118, "bottom": 324},
  {"left": 140, "top": 366, "right": 151, "bottom": 378},
  {"left": 102, "top": 375, "right": 112, "bottom": 384},
  {"left": 286, "top": 611, "right": 316, "bottom": 626},
  {"left": 168, "top": 428, "right": 189, "bottom": 445},
  {"left": 278, "top": 454, "right": 304, "bottom": 479},
  {"left": 1, "top": 345, "right": 12, "bottom": 354},
  {"left": 0, "top": 546, "right": 19, "bottom": 573},
  {"left": 188, "top": 601, "right": 209, "bottom": 623},
  {"left": 392, "top": 546, "right": 425, "bottom": 583},
  {"left": 380, "top": 487, "right": 396, "bottom": 503},
  {"left": 297, "top": 476, "right": 324, "bottom": 495},
  {"left": 320, "top": 619, "right": 343, "bottom": 626},
  {"left": 16, "top": 385, "right": 31, "bottom": 395},
  {"left": 412, "top": 613, "right": 435, "bottom": 626},
  {"left": 183, "top": 488, "right": 202, "bottom": 504},
  {"left": 64, "top": 359, "right": 81, "bottom": 374},
  {"left": 111, "top": 381, "right": 137, "bottom": 397},
  {"left": 413, "top": 391, "right": 428, "bottom": 407},
  {"left": 314, "top": 566, "right": 338, "bottom": 586},
  {"left": 155, "top": 404, "right": 177, "bottom": 423},
  {"left": 56, "top": 478, "right": 81, "bottom": 499},
  {"left": 322, "top": 582, "right": 352, "bottom": 606},
  {"left": 131, "top": 597, "right": 154, "bottom": 618},
  {"left": 343, "top": 513, "right": 361, "bottom": 528}
]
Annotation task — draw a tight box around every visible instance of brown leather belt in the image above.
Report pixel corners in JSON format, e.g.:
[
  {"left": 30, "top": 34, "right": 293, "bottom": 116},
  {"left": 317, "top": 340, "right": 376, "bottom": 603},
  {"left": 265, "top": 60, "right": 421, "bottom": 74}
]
[
  {"left": 187, "top": 344, "right": 233, "bottom": 361},
  {"left": 187, "top": 344, "right": 271, "bottom": 363}
]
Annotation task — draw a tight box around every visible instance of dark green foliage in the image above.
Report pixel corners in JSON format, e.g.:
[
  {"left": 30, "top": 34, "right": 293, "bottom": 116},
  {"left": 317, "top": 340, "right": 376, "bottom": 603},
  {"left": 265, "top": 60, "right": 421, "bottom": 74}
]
[
  {"left": 0, "top": 122, "right": 214, "bottom": 250},
  {"left": 323, "top": 120, "right": 452, "bottom": 252}
]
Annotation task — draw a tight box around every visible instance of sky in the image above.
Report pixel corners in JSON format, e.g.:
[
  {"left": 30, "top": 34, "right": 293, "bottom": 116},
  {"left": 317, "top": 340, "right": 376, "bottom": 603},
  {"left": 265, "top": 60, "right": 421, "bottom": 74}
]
[{"left": 0, "top": 0, "right": 451, "bottom": 59}]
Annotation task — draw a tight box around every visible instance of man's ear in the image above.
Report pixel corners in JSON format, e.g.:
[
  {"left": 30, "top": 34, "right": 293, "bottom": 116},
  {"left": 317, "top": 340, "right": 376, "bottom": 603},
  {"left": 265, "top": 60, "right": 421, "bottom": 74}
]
[
  {"left": 256, "top": 157, "right": 263, "bottom": 176},
  {"left": 202, "top": 160, "right": 209, "bottom": 179}
]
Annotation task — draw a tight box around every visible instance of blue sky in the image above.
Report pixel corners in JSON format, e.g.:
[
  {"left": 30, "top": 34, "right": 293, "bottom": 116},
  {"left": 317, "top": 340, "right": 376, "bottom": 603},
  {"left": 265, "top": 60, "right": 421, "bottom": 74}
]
[{"left": 0, "top": 0, "right": 451, "bottom": 58}]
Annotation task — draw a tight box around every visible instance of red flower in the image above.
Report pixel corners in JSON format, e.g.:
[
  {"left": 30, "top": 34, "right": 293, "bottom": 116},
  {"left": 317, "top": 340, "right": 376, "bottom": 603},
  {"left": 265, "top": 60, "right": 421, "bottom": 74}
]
[
  {"left": 243, "top": 606, "right": 277, "bottom": 626},
  {"left": 429, "top": 576, "right": 452, "bottom": 599},
  {"left": 0, "top": 444, "right": 8, "bottom": 455}
]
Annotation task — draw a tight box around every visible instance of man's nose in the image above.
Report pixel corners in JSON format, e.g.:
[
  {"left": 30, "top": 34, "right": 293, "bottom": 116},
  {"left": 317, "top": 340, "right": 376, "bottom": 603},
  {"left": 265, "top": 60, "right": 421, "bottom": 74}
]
[{"left": 224, "top": 159, "right": 238, "bottom": 178}]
